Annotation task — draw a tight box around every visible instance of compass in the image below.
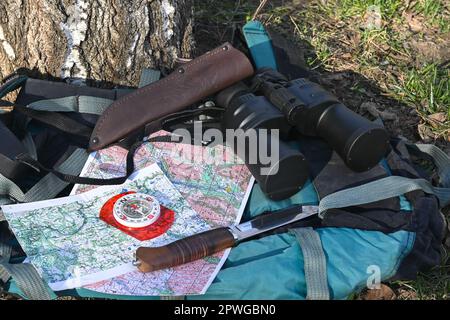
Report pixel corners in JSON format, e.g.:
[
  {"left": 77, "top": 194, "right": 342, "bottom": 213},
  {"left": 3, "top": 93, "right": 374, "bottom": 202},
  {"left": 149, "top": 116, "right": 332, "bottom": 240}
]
[
  {"left": 113, "top": 193, "right": 160, "bottom": 228},
  {"left": 99, "top": 191, "right": 175, "bottom": 241}
]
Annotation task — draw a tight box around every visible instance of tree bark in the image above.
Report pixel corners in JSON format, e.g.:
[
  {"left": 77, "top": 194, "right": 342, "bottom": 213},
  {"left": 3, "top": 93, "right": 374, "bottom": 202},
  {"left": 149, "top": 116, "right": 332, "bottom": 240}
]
[{"left": 0, "top": 0, "right": 194, "bottom": 87}]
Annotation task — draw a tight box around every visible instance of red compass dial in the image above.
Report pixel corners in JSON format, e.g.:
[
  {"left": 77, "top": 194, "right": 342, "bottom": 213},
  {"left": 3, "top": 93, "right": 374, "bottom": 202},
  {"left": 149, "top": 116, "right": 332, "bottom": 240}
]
[{"left": 99, "top": 191, "right": 175, "bottom": 241}]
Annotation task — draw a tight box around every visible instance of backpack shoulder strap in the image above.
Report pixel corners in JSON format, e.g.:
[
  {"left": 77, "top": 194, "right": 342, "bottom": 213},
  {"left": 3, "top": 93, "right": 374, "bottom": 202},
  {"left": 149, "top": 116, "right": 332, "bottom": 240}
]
[
  {"left": 317, "top": 144, "right": 450, "bottom": 217},
  {"left": 290, "top": 227, "right": 330, "bottom": 300},
  {"left": 242, "top": 20, "right": 278, "bottom": 70}
]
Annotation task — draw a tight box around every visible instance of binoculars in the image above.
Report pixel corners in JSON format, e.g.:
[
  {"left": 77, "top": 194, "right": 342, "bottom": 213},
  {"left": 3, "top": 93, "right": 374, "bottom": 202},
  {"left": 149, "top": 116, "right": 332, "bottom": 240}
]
[{"left": 216, "top": 68, "right": 390, "bottom": 200}]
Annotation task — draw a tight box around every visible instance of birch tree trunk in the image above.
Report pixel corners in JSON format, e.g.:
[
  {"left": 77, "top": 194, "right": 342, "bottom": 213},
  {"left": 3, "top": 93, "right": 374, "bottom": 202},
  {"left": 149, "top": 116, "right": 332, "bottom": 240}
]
[{"left": 0, "top": 0, "right": 194, "bottom": 87}]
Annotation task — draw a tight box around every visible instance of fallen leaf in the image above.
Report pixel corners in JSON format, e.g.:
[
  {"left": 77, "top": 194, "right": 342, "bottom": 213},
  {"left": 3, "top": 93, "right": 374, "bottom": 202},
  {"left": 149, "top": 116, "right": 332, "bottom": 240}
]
[
  {"left": 341, "top": 52, "right": 352, "bottom": 59},
  {"left": 396, "top": 288, "right": 418, "bottom": 300},
  {"left": 359, "top": 284, "right": 396, "bottom": 300},
  {"left": 417, "top": 123, "right": 435, "bottom": 142},
  {"left": 404, "top": 12, "right": 424, "bottom": 33},
  {"left": 428, "top": 112, "right": 447, "bottom": 124}
]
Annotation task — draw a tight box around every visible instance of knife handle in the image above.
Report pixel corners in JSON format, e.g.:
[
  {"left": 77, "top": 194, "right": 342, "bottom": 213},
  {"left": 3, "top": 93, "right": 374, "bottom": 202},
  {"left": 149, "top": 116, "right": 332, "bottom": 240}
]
[{"left": 135, "top": 227, "right": 236, "bottom": 272}]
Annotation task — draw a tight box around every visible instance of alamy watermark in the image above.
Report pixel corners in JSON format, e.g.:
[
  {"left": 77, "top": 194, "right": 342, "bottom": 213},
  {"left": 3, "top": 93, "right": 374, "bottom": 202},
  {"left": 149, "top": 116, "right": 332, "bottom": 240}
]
[
  {"left": 366, "top": 265, "right": 381, "bottom": 290},
  {"left": 169, "top": 122, "right": 281, "bottom": 176}
]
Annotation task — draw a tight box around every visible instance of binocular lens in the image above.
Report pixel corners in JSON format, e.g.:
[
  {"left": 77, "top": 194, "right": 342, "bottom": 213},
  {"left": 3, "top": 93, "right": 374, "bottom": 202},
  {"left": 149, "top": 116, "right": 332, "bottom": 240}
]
[
  {"left": 280, "top": 77, "right": 390, "bottom": 172},
  {"left": 254, "top": 69, "right": 390, "bottom": 172},
  {"left": 232, "top": 131, "right": 309, "bottom": 200},
  {"left": 218, "top": 83, "right": 309, "bottom": 200},
  {"left": 249, "top": 138, "right": 309, "bottom": 200},
  {"left": 316, "top": 103, "right": 390, "bottom": 172}
]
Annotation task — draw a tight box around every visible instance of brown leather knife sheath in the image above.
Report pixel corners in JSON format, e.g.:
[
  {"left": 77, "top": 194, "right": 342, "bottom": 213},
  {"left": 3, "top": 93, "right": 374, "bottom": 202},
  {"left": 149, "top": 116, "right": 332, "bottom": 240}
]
[{"left": 89, "top": 42, "right": 254, "bottom": 151}]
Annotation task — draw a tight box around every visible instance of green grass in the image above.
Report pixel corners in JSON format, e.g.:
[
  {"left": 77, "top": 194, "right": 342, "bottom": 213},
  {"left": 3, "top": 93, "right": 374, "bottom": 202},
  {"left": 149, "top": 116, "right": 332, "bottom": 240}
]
[
  {"left": 413, "top": 0, "right": 450, "bottom": 32},
  {"left": 334, "top": 0, "right": 404, "bottom": 20},
  {"left": 266, "top": 0, "right": 449, "bottom": 137},
  {"left": 329, "top": 0, "right": 449, "bottom": 31},
  {"left": 394, "top": 63, "right": 450, "bottom": 137},
  {"left": 195, "top": 1, "right": 256, "bottom": 24},
  {"left": 395, "top": 265, "right": 450, "bottom": 300}
]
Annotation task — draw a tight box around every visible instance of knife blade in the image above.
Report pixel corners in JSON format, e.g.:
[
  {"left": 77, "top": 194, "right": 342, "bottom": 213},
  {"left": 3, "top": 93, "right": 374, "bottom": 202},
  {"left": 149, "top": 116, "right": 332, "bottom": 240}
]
[{"left": 135, "top": 205, "right": 319, "bottom": 272}]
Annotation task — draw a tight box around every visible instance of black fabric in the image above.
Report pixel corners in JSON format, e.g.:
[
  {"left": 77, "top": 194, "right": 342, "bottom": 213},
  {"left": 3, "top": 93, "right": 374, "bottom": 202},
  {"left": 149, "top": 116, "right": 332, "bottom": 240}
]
[
  {"left": 301, "top": 137, "right": 446, "bottom": 278},
  {"left": 384, "top": 139, "right": 447, "bottom": 279},
  {"left": 297, "top": 136, "right": 407, "bottom": 233},
  {"left": 385, "top": 140, "right": 429, "bottom": 205},
  {"left": 392, "top": 195, "right": 446, "bottom": 280},
  {"left": 13, "top": 104, "right": 92, "bottom": 145}
]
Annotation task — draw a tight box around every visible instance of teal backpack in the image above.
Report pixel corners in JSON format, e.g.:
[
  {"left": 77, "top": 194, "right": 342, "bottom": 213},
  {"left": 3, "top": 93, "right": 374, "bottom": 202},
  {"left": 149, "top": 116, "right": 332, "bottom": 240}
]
[{"left": 1, "top": 21, "right": 449, "bottom": 300}]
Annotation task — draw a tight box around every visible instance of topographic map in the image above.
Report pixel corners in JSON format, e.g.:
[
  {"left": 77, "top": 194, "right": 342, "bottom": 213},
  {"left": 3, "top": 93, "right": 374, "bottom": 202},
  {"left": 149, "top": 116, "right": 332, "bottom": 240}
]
[
  {"left": 73, "top": 131, "right": 253, "bottom": 229},
  {"left": 2, "top": 164, "right": 214, "bottom": 292},
  {"left": 73, "top": 131, "right": 253, "bottom": 296}
]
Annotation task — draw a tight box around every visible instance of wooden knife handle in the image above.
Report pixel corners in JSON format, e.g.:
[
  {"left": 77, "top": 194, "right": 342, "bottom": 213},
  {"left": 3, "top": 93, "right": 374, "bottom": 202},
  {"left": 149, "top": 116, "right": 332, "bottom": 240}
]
[{"left": 135, "top": 227, "right": 236, "bottom": 272}]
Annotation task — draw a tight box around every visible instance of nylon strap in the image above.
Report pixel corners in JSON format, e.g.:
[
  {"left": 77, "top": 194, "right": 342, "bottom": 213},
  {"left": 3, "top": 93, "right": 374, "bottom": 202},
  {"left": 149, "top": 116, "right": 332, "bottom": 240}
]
[
  {"left": 28, "top": 96, "right": 113, "bottom": 115},
  {"left": 318, "top": 143, "right": 450, "bottom": 217},
  {"left": 0, "top": 148, "right": 88, "bottom": 203},
  {"left": 0, "top": 149, "right": 88, "bottom": 299},
  {"left": 11, "top": 103, "right": 93, "bottom": 142},
  {"left": 139, "top": 68, "right": 161, "bottom": 88},
  {"left": 290, "top": 227, "right": 330, "bottom": 300},
  {"left": 0, "top": 236, "right": 53, "bottom": 300},
  {"left": 0, "top": 68, "right": 165, "bottom": 189},
  {"left": 318, "top": 176, "right": 450, "bottom": 218},
  {"left": 413, "top": 144, "right": 450, "bottom": 187},
  {"left": 0, "top": 241, "right": 12, "bottom": 283},
  {"left": 21, "top": 133, "right": 38, "bottom": 160},
  {"left": 0, "top": 257, "right": 54, "bottom": 300}
]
